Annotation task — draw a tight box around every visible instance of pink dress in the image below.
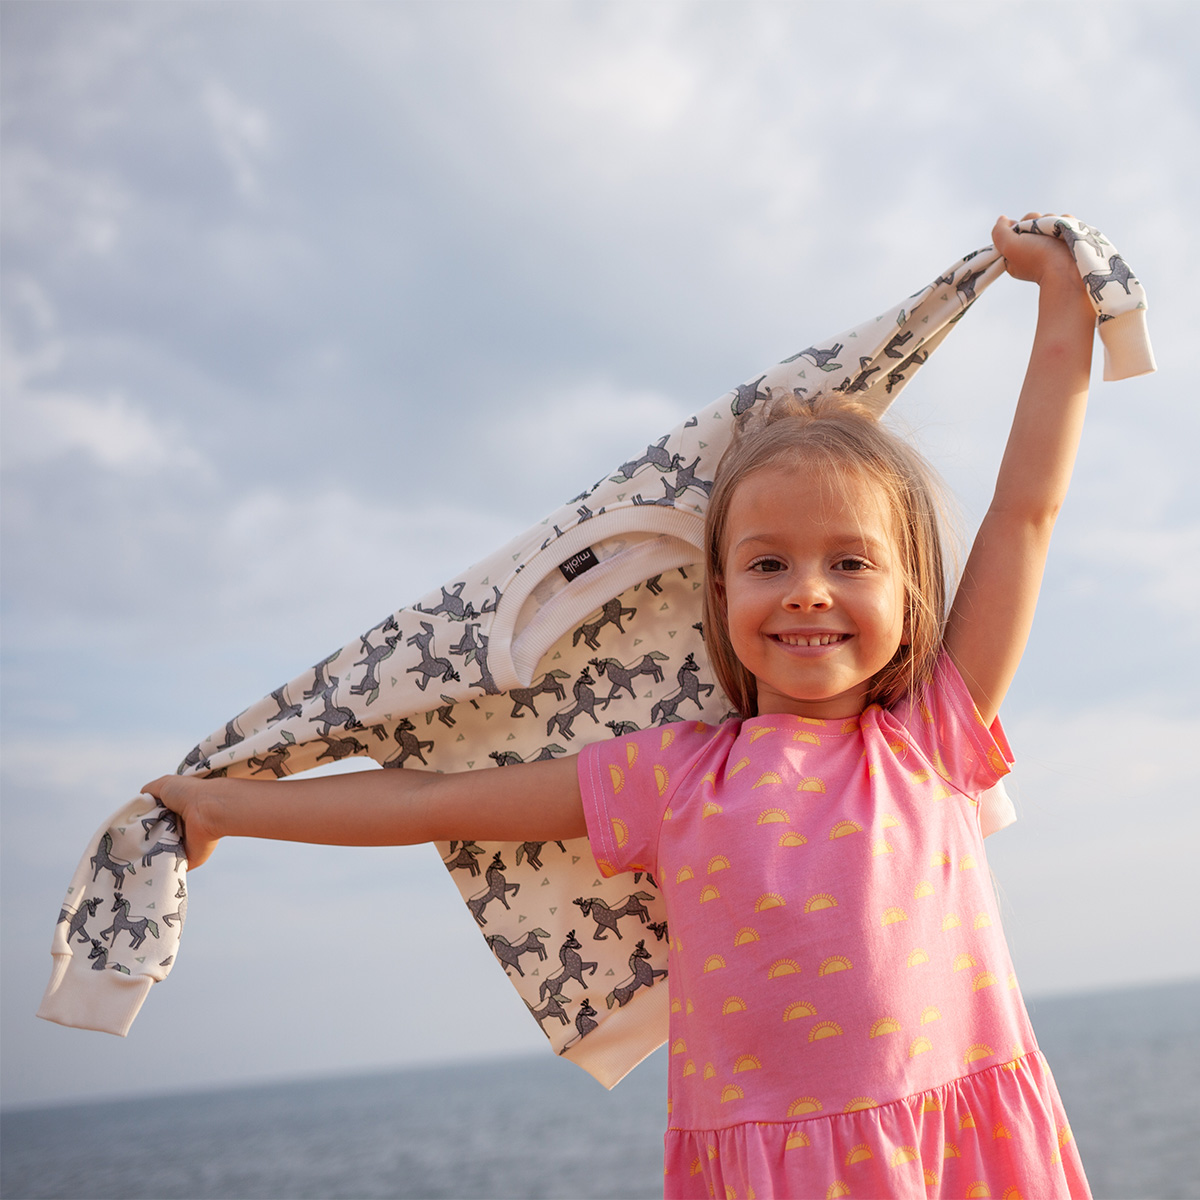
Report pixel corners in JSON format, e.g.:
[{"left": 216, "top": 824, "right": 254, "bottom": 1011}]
[{"left": 579, "top": 655, "right": 1091, "bottom": 1200}]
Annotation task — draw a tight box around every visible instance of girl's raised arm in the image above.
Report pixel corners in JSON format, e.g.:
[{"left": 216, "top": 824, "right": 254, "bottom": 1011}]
[
  {"left": 142, "top": 755, "right": 586, "bottom": 870},
  {"left": 943, "top": 213, "right": 1095, "bottom": 727}
]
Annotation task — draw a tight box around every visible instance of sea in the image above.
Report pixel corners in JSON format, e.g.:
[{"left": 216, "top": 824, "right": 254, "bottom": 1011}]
[{"left": 3, "top": 978, "right": 1197, "bottom": 1200}]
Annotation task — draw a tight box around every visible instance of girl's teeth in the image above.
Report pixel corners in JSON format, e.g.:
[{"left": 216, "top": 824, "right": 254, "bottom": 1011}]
[{"left": 779, "top": 634, "right": 844, "bottom": 646}]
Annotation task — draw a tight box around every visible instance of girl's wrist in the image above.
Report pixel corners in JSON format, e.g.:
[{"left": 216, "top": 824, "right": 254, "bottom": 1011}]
[{"left": 1035, "top": 262, "right": 1087, "bottom": 296}]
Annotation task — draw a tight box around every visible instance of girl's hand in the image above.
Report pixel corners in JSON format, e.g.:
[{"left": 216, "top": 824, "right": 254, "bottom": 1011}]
[
  {"left": 141, "top": 774, "right": 227, "bottom": 869},
  {"left": 992, "top": 212, "right": 1080, "bottom": 288}
]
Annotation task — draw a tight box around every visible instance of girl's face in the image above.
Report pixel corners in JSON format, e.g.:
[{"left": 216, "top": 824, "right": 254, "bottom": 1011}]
[{"left": 719, "top": 464, "right": 907, "bottom": 720}]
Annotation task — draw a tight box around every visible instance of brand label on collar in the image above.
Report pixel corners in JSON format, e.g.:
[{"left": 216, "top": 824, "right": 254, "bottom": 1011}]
[{"left": 559, "top": 546, "right": 599, "bottom": 582}]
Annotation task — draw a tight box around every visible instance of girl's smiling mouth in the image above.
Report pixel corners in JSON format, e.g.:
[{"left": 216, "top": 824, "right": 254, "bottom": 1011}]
[{"left": 772, "top": 632, "right": 852, "bottom": 647}]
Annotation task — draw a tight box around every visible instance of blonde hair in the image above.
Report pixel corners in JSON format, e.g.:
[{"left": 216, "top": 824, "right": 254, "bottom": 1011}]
[{"left": 703, "top": 395, "right": 950, "bottom": 717}]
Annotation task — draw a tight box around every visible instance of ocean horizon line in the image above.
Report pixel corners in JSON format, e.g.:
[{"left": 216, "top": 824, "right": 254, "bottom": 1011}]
[{"left": 6, "top": 973, "right": 1198, "bottom": 1117}]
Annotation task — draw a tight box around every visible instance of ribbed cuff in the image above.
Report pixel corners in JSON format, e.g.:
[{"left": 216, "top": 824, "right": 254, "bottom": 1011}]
[
  {"left": 1099, "top": 308, "right": 1156, "bottom": 381},
  {"left": 37, "top": 954, "right": 155, "bottom": 1037}
]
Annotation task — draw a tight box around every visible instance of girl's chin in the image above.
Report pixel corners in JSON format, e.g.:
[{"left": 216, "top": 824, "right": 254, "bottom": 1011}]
[{"left": 754, "top": 686, "right": 871, "bottom": 720}]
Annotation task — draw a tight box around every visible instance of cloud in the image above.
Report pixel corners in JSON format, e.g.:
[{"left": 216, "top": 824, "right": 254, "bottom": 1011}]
[
  {"left": 1, "top": 321, "right": 212, "bottom": 476},
  {"left": 201, "top": 80, "right": 272, "bottom": 204}
]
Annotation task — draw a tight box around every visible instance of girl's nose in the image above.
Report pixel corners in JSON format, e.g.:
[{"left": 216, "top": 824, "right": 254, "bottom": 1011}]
[{"left": 784, "top": 572, "right": 832, "bottom": 610}]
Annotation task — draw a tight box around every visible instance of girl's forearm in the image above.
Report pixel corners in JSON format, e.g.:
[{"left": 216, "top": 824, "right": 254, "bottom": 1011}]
[
  {"left": 989, "top": 268, "right": 1094, "bottom": 524},
  {"left": 202, "top": 770, "right": 444, "bottom": 847},
  {"left": 144, "top": 753, "right": 586, "bottom": 869}
]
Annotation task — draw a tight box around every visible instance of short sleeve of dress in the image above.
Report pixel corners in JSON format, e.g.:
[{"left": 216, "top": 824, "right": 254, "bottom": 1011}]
[
  {"left": 579, "top": 722, "right": 718, "bottom": 878},
  {"left": 889, "top": 652, "right": 1014, "bottom": 809}
]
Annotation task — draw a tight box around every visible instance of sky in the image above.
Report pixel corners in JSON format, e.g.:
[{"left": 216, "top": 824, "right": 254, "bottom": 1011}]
[{"left": 2, "top": 1, "right": 1198, "bottom": 1111}]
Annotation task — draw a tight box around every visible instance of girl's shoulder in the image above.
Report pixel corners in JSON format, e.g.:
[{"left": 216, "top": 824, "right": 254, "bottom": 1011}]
[{"left": 877, "top": 651, "right": 1013, "bottom": 798}]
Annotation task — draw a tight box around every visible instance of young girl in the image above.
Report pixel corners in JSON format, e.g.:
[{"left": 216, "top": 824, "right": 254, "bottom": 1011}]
[{"left": 145, "top": 214, "right": 1095, "bottom": 1198}]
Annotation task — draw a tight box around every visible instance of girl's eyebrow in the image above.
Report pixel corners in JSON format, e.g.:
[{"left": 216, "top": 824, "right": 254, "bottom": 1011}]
[{"left": 731, "top": 530, "right": 891, "bottom": 555}]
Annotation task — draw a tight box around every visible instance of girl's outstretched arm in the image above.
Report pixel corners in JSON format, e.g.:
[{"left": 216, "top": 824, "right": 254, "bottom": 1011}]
[
  {"left": 943, "top": 212, "right": 1095, "bottom": 726},
  {"left": 142, "top": 756, "right": 586, "bottom": 870}
]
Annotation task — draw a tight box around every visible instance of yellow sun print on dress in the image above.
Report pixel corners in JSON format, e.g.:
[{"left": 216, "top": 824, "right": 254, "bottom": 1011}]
[
  {"left": 749, "top": 725, "right": 777, "bottom": 742},
  {"left": 779, "top": 831, "right": 807, "bottom": 847},
  {"left": 974, "top": 912, "right": 992, "bottom": 929},
  {"left": 920, "top": 1006, "right": 941, "bottom": 1024},
  {"left": 757, "top": 807, "right": 789, "bottom": 824},
  {"left": 785, "top": 1131, "right": 811, "bottom": 1150},
  {"left": 787, "top": 1097, "right": 823, "bottom": 1116},
  {"left": 965, "top": 1184, "right": 992, "bottom": 1198},
  {"left": 699, "top": 885, "right": 720, "bottom": 903},
  {"left": 808, "top": 1020, "right": 843, "bottom": 1041},
  {"left": 707, "top": 854, "right": 731, "bottom": 873},
  {"left": 872, "top": 839, "right": 893, "bottom": 856},
  {"left": 754, "top": 893, "right": 786, "bottom": 911},
  {"left": 943, "top": 913, "right": 962, "bottom": 930},
  {"left": 818, "top": 955, "right": 852, "bottom": 975},
  {"left": 625, "top": 742, "right": 638, "bottom": 766},
  {"left": 797, "top": 776, "right": 826, "bottom": 792},
  {"left": 783, "top": 1000, "right": 817, "bottom": 1021},
  {"left": 654, "top": 765, "right": 669, "bottom": 795},
  {"left": 671, "top": 1039, "right": 686, "bottom": 1054},
  {"left": 733, "top": 1054, "right": 761, "bottom": 1072},
  {"left": 792, "top": 730, "right": 820, "bottom": 745},
  {"left": 720, "top": 1084, "right": 743, "bottom": 1103},
  {"left": 964, "top": 1044, "right": 994, "bottom": 1064},
  {"left": 953, "top": 953, "right": 977, "bottom": 971},
  {"left": 890, "top": 1146, "right": 918, "bottom": 1166},
  {"left": 611, "top": 818, "right": 628, "bottom": 847},
  {"left": 703, "top": 954, "right": 726, "bottom": 973},
  {"left": 607, "top": 764, "right": 624, "bottom": 793},
  {"left": 682, "top": 1059, "right": 695, "bottom": 1076},
  {"left": 826, "top": 1182, "right": 851, "bottom": 1199},
  {"left": 753, "top": 772, "right": 782, "bottom": 789},
  {"left": 844, "top": 1144, "right": 873, "bottom": 1165},
  {"left": 907, "top": 948, "right": 930, "bottom": 967},
  {"left": 881, "top": 906, "right": 908, "bottom": 925},
  {"left": 722, "top": 997, "right": 747, "bottom": 1015},
  {"left": 702, "top": 801, "right": 723, "bottom": 818},
  {"left": 804, "top": 893, "right": 837, "bottom": 912},
  {"left": 914, "top": 880, "right": 934, "bottom": 898},
  {"left": 844, "top": 1097, "right": 877, "bottom": 1112},
  {"left": 869, "top": 1017, "right": 901, "bottom": 1037},
  {"left": 909, "top": 1037, "right": 933, "bottom": 1057},
  {"left": 675, "top": 866, "right": 694, "bottom": 883},
  {"left": 769, "top": 959, "right": 802, "bottom": 978},
  {"left": 959, "top": 854, "right": 977, "bottom": 871},
  {"left": 829, "top": 819, "right": 862, "bottom": 839},
  {"left": 703, "top": 1062, "right": 717, "bottom": 1079},
  {"left": 733, "top": 927, "right": 759, "bottom": 945},
  {"left": 660, "top": 728, "right": 675, "bottom": 750},
  {"left": 728, "top": 757, "right": 750, "bottom": 778},
  {"left": 973, "top": 971, "right": 997, "bottom": 991}
]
